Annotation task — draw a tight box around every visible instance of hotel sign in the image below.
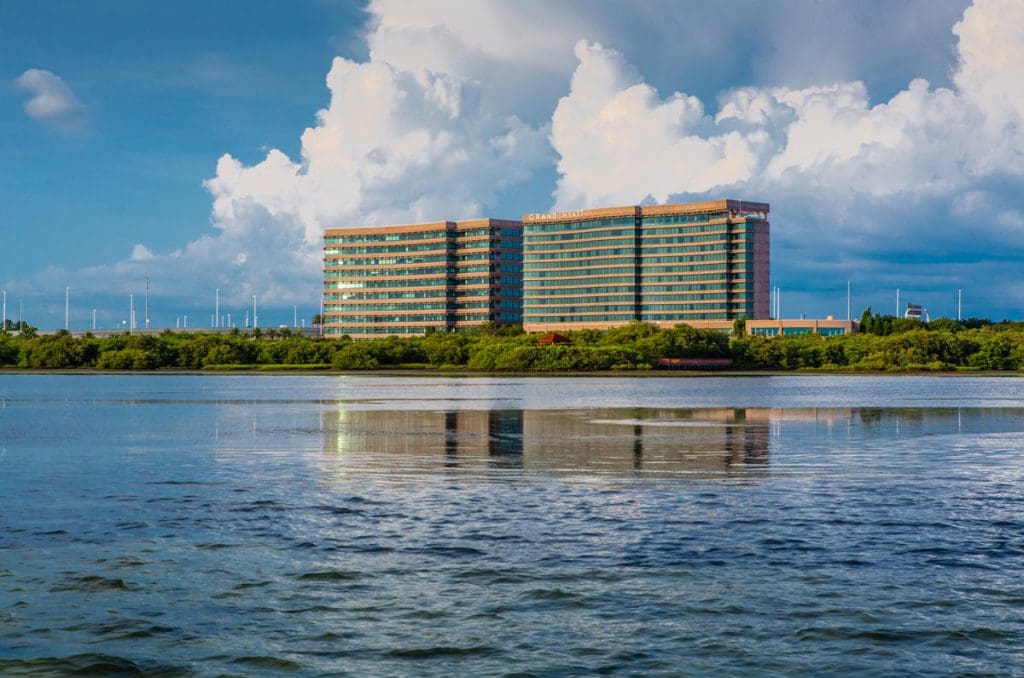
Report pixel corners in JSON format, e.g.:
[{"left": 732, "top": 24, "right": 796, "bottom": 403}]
[{"left": 523, "top": 210, "right": 585, "bottom": 223}]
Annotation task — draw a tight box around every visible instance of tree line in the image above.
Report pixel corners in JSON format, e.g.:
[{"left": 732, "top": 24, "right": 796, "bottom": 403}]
[{"left": 1, "top": 315, "right": 1023, "bottom": 371}]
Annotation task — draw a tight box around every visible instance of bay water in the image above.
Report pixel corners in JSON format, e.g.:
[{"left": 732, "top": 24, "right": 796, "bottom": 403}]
[{"left": 1, "top": 374, "right": 1023, "bottom": 675}]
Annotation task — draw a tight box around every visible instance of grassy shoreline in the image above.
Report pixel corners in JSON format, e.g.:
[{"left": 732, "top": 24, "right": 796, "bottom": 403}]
[
  {"left": 2, "top": 319, "right": 1024, "bottom": 373},
  {"left": 1, "top": 366, "right": 1020, "bottom": 377}
]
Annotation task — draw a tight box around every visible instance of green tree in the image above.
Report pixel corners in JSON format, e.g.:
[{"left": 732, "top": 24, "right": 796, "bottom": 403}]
[{"left": 332, "top": 342, "right": 379, "bottom": 369}]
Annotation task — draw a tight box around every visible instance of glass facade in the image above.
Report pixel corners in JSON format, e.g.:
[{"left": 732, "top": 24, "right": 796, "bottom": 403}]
[
  {"left": 639, "top": 212, "right": 761, "bottom": 322},
  {"left": 522, "top": 201, "right": 770, "bottom": 331},
  {"left": 523, "top": 210, "right": 640, "bottom": 326},
  {"left": 324, "top": 200, "right": 775, "bottom": 337},
  {"left": 323, "top": 220, "right": 522, "bottom": 338}
]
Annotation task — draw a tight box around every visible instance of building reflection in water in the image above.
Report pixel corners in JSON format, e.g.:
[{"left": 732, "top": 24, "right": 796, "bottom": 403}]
[
  {"left": 320, "top": 407, "right": 1024, "bottom": 480},
  {"left": 322, "top": 408, "right": 781, "bottom": 479}
]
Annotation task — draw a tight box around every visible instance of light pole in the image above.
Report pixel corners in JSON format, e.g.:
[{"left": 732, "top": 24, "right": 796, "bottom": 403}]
[{"left": 846, "top": 280, "right": 851, "bottom": 321}]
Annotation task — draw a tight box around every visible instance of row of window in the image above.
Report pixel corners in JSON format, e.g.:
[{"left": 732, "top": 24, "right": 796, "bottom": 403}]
[
  {"left": 325, "top": 326, "right": 430, "bottom": 335},
  {"left": 641, "top": 233, "right": 748, "bottom": 246},
  {"left": 526, "top": 248, "right": 636, "bottom": 262},
  {"left": 525, "top": 280, "right": 742, "bottom": 293},
  {"left": 524, "top": 284, "right": 637, "bottom": 295},
  {"left": 326, "top": 314, "right": 448, "bottom": 323},
  {"left": 328, "top": 291, "right": 452, "bottom": 301},
  {"left": 642, "top": 265, "right": 750, "bottom": 276},
  {"left": 527, "top": 296, "right": 636, "bottom": 307},
  {"left": 522, "top": 271, "right": 750, "bottom": 285},
  {"left": 326, "top": 270, "right": 449, "bottom": 281},
  {"left": 640, "top": 313, "right": 731, "bottom": 320},
  {"left": 327, "top": 302, "right": 452, "bottom": 312},
  {"left": 642, "top": 223, "right": 748, "bottom": 235},
  {"left": 523, "top": 313, "right": 637, "bottom": 322},
  {"left": 326, "top": 250, "right": 520, "bottom": 266},
  {"left": 523, "top": 217, "right": 636, "bottom": 234},
  {"left": 524, "top": 237, "right": 636, "bottom": 253},
  {"left": 326, "top": 278, "right": 449, "bottom": 290},
  {"left": 520, "top": 221, "right": 756, "bottom": 247},
  {"left": 325, "top": 231, "right": 447, "bottom": 244},
  {"left": 325, "top": 313, "right": 522, "bottom": 335},
  {"left": 524, "top": 301, "right": 743, "bottom": 314},
  {"left": 328, "top": 287, "right": 515, "bottom": 302},
  {"left": 642, "top": 213, "right": 716, "bottom": 225},
  {"left": 524, "top": 305, "right": 637, "bottom": 314},
  {"left": 525, "top": 264, "right": 635, "bottom": 277},
  {"left": 523, "top": 228, "right": 633, "bottom": 244},
  {"left": 641, "top": 244, "right": 732, "bottom": 255},
  {"left": 325, "top": 226, "right": 521, "bottom": 243},
  {"left": 327, "top": 255, "right": 451, "bottom": 267},
  {"left": 326, "top": 243, "right": 453, "bottom": 256}
]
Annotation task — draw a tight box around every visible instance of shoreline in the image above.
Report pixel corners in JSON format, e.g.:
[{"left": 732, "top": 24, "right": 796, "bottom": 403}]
[{"left": 1, "top": 368, "right": 1021, "bottom": 378}]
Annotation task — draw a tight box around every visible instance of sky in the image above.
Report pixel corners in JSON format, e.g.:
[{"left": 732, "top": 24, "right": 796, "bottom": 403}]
[{"left": 3, "top": 0, "right": 1023, "bottom": 329}]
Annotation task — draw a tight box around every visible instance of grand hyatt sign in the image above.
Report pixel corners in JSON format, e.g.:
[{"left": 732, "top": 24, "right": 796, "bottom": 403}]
[{"left": 522, "top": 210, "right": 586, "bottom": 223}]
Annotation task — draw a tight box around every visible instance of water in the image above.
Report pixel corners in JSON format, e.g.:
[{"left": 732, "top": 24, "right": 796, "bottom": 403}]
[{"left": 1, "top": 374, "right": 1024, "bottom": 675}]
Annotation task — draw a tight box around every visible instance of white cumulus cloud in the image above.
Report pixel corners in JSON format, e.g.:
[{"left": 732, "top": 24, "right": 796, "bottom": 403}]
[
  {"left": 198, "top": 54, "right": 548, "bottom": 307},
  {"left": 547, "top": 0, "right": 1024, "bottom": 317}
]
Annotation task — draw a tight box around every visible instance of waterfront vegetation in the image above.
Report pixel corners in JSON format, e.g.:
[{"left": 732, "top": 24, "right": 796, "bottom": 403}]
[{"left": 1, "top": 315, "right": 1024, "bottom": 372}]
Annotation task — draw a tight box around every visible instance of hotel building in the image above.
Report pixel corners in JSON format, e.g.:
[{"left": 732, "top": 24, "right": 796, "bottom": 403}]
[
  {"left": 323, "top": 219, "right": 522, "bottom": 337},
  {"left": 522, "top": 199, "right": 770, "bottom": 332}
]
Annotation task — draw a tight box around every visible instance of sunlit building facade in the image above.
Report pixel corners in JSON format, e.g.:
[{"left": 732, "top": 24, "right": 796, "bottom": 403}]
[
  {"left": 521, "top": 200, "right": 770, "bottom": 332},
  {"left": 323, "top": 219, "right": 523, "bottom": 337}
]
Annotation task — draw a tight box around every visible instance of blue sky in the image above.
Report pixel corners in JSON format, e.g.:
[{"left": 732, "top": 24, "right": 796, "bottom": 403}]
[{"left": 4, "top": 0, "right": 1023, "bottom": 329}]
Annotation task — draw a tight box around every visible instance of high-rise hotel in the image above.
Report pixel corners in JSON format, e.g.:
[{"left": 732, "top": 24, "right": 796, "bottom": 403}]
[
  {"left": 323, "top": 219, "right": 523, "bottom": 337},
  {"left": 521, "top": 199, "right": 769, "bottom": 332},
  {"left": 323, "top": 199, "right": 770, "bottom": 337}
]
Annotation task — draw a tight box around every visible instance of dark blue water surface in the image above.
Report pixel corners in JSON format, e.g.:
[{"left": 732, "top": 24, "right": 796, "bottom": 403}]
[{"left": 2, "top": 374, "right": 1024, "bottom": 675}]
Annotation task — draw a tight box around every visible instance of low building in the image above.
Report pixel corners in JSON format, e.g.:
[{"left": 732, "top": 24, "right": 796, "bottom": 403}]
[
  {"left": 684, "top": 318, "right": 859, "bottom": 336},
  {"left": 323, "top": 219, "right": 522, "bottom": 338}
]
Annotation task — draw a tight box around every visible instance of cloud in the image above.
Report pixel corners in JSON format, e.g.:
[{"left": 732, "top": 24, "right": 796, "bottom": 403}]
[
  {"left": 39, "top": 48, "right": 550, "bottom": 311},
  {"left": 130, "top": 245, "right": 154, "bottom": 261},
  {"left": 198, "top": 54, "right": 549, "bottom": 305},
  {"left": 363, "top": 0, "right": 970, "bottom": 118},
  {"left": 551, "top": 40, "right": 768, "bottom": 208},
  {"left": 547, "top": 0, "right": 1024, "bottom": 317},
  {"left": 19, "top": 0, "right": 1024, "bottom": 323},
  {"left": 13, "top": 69, "right": 86, "bottom": 133}
]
